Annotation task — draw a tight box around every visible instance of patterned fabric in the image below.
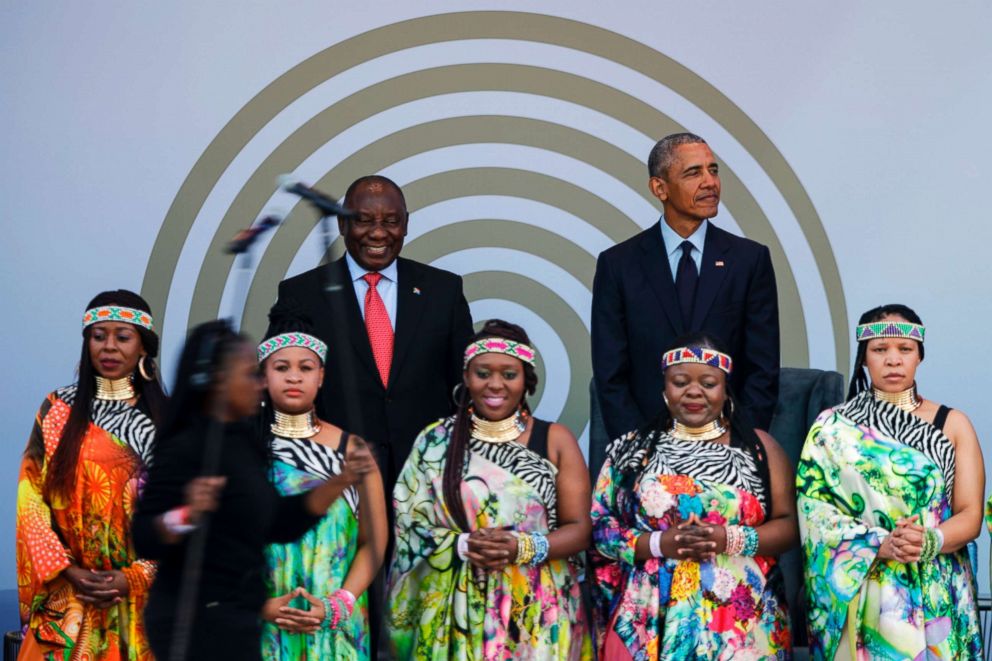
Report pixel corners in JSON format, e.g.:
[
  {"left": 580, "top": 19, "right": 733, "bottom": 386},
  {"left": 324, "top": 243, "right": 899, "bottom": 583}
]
[
  {"left": 661, "top": 346, "right": 733, "bottom": 374},
  {"left": 257, "top": 332, "right": 328, "bottom": 363},
  {"left": 362, "top": 272, "right": 393, "bottom": 386},
  {"left": 855, "top": 321, "right": 925, "bottom": 342},
  {"left": 797, "top": 391, "right": 981, "bottom": 660},
  {"left": 17, "top": 385, "right": 156, "bottom": 661},
  {"left": 263, "top": 434, "right": 368, "bottom": 659},
  {"left": 387, "top": 417, "right": 592, "bottom": 660},
  {"left": 82, "top": 305, "right": 155, "bottom": 332},
  {"left": 463, "top": 337, "right": 537, "bottom": 368},
  {"left": 591, "top": 430, "right": 791, "bottom": 660}
]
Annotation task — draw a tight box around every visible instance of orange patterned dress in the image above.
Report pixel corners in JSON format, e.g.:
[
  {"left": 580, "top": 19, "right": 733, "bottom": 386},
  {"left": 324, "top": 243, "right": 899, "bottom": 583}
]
[{"left": 17, "top": 385, "right": 156, "bottom": 661}]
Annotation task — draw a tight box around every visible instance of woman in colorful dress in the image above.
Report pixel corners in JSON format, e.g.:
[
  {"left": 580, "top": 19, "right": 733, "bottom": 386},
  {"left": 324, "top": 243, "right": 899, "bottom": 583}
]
[
  {"left": 797, "top": 304, "right": 984, "bottom": 660},
  {"left": 387, "top": 319, "right": 593, "bottom": 660},
  {"left": 258, "top": 307, "right": 388, "bottom": 659},
  {"left": 591, "top": 333, "right": 797, "bottom": 660},
  {"left": 16, "top": 290, "right": 167, "bottom": 660},
  {"left": 133, "top": 320, "right": 378, "bottom": 660}
]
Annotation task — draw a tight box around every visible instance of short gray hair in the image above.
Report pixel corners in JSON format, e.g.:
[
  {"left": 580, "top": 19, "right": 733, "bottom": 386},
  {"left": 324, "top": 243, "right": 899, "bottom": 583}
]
[{"left": 648, "top": 132, "right": 708, "bottom": 179}]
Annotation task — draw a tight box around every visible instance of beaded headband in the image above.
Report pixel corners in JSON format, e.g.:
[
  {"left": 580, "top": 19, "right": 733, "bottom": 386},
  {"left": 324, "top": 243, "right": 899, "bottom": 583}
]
[
  {"left": 82, "top": 306, "right": 155, "bottom": 332},
  {"left": 662, "top": 346, "right": 733, "bottom": 375},
  {"left": 464, "top": 337, "right": 536, "bottom": 368},
  {"left": 257, "top": 332, "right": 328, "bottom": 363},
  {"left": 855, "top": 321, "right": 925, "bottom": 343}
]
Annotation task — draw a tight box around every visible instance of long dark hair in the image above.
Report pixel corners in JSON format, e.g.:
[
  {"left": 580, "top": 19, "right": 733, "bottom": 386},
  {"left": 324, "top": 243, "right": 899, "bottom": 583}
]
[
  {"left": 442, "top": 320, "right": 538, "bottom": 532},
  {"left": 42, "top": 290, "right": 167, "bottom": 500},
  {"left": 847, "top": 303, "right": 925, "bottom": 399},
  {"left": 154, "top": 320, "right": 248, "bottom": 444},
  {"left": 621, "top": 332, "right": 772, "bottom": 501}
]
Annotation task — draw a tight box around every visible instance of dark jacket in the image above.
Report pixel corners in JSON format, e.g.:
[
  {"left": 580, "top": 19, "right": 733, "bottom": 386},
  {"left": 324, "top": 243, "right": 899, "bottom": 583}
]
[
  {"left": 275, "top": 256, "right": 474, "bottom": 492},
  {"left": 592, "top": 222, "right": 780, "bottom": 441}
]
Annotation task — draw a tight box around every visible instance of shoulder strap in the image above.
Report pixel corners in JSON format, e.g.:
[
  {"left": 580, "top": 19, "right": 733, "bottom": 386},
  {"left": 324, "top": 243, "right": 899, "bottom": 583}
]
[
  {"left": 338, "top": 431, "right": 350, "bottom": 455},
  {"left": 528, "top": 418, "right": 551, "bottom": 461},
  {"left": 932, "top": 405, "right": 952, "bottom": 432}
]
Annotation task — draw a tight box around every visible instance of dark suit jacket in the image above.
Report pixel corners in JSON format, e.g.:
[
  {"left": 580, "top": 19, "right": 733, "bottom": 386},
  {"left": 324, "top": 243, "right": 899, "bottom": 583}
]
[
  {"left": 275, "top": 256, "right": 474, "bottom": 492},
  {"left": 591, "top": 221, "right": 780, "bottom": 441}
]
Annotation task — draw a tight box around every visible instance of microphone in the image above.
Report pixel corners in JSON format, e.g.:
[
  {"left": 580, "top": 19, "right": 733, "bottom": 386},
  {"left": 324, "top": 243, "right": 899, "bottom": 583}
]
[
  {"left": 225, "top": 214, "right": 281, "bottom": 254},
  {"left": 278, "top": 175, "right": 355, "bottom": 217}
]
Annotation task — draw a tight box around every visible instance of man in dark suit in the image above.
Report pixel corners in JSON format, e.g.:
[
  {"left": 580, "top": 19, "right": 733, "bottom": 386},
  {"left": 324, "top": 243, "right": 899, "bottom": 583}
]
[
  {"left": 275, "top": 175, "right": 474, "bottom": 493},
  {"left": 592, "top": 132, "right": 779, "bottom": 447}
]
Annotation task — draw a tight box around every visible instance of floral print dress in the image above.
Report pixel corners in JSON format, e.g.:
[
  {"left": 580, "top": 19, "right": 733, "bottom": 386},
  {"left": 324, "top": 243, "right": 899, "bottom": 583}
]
[
  {"left": 16, "top": 385, "right": 157, "bottom": 660},
  {"left": 262, "top": 432, "right": 368, "bottom": 659},
  {"left": 591, "top": 429, "right": 791, "bottom": 660},
  {"left": 386, "top": 418, "right": 592, "bottom": 660},
  {"left": 798, "top": 392, "right": 981, "bottom": 660}
]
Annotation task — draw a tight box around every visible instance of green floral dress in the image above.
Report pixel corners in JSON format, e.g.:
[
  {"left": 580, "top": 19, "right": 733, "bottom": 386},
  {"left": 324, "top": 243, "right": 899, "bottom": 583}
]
[
  {"left": 262, "top": 433, "right": 368, "bottom": 659},
  {"left": 797, "top": 391, "right": 981, "bottom": 660}
]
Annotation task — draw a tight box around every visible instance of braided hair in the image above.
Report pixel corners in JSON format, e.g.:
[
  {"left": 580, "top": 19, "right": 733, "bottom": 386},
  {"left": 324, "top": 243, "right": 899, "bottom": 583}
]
[
  {"left": 847, "top": 303, "right": 925, "bottom": 399},
  {"left": 441, "top": 319, "right": 538, "bottom": 532}
]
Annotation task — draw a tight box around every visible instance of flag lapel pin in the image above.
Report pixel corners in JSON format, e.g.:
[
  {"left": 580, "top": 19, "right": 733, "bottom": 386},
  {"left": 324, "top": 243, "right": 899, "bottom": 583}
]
[
  {"left": 715, "top": 261, "right": 725, "bottom": 267},
  {"left": 413, "top": 287, "right": 422, "bottom": 295}
]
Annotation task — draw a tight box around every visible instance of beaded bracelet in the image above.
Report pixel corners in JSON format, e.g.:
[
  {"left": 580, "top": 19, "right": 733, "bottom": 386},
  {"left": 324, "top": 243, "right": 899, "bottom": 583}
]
[
  {"left": 529, "top": 533, "right": 549, "bottom": 565},
  {"left": 322, "top": 589, "right": 357, "bottom": 630},
  {"left": 919, "top": 528, "right": 942, "bottom": 564},
  {"left": 725, "top": 525, "right": 745, "bottom": 556},
  {"left": 321, "top": 596, "right": 334, "bottom": 629},
  {"left": 741, "top": 526, "right": 759, "bottom": 557},
  {"left": 515, "top": 532, "right": 536, "bottom": 565}
]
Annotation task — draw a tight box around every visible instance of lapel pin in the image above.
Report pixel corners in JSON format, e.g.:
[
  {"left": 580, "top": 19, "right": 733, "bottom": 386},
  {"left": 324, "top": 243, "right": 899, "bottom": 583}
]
[
  {"left": 413, "top": 287, "right": 422, "bottom": 295},
  {"left": 715, "top": 261, "right": 725, "bottom": 267}
]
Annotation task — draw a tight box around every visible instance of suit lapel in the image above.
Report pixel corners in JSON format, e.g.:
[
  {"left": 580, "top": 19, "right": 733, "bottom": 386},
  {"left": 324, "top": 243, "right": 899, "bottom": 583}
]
[
  {"left": 638, "top": 223, "right": 685, "bottom": 333},
  {"left": 324, "top": 257, "right": 379, "bottom": 383},
  {"left": 388, "top": 258, "right": 425, "bottom": 393},
  {"left": 691, "top": 224, "right": 732, "bottom": 328}
]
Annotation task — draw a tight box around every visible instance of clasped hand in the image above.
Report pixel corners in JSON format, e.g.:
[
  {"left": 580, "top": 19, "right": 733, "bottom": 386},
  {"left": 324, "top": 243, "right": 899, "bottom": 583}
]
[
  {"left": 262, "top": 587, "right": 326, "bottom": 634},
  {"left": 338, "top": 436, "right": 376, "bottom": 485},
  {"left": 63, "top": 566, "right": 129, "bottom": 609},
  {"left": 877, "top": 515, "right": 924, "bottom": 563},
  {"left": 464, "top": 527, "right": 518, "bottom": 571},
  {"left": 659, "top": 513, "right": 726, "bottom": 561}
]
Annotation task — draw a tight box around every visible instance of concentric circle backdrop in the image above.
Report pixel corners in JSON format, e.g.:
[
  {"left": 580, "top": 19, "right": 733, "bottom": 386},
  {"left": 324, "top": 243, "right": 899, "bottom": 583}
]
[{"left": 141, "top": 10, "right": 847, "bottom": 449}]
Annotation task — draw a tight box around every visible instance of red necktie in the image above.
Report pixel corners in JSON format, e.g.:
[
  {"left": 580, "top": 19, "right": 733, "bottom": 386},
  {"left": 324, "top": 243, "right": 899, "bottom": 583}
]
[{"left": 362, "top": 272, "right": 393, "bottom": 386}]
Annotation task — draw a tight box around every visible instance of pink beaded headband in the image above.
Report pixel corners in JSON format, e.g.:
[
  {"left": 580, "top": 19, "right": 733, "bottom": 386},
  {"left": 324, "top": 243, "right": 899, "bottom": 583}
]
[
  {"left": 82, "top": 306, "right": 155, "bottom": 332},
  {"left": 463, "top": 337, "right": 537, "bottom": 368},
  {"left": 662, "top": 346, "right": 733, "bottom": 375},
  {"left": 257, "top": 332, "right": 328, "bottom": 363}
]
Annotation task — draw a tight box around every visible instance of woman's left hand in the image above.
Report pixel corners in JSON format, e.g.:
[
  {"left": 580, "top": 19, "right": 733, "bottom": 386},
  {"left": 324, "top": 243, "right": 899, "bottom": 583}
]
[
  {"left": 465, "top": 528, "right": 517, "bottom": 570},
  {"left": 75, "top": 569, "right": 129, "bottom": 608},
  {"left": 270, "top": 587, "right": 323, "bottom": 634},
  {"left": 672, "top": 514, "right": 725, "bottom": 561}
]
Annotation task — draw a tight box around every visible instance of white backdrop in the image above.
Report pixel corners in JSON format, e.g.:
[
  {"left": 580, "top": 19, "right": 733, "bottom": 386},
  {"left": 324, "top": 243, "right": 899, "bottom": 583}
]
[{"left": 2, "top": 1, "right": 991, "bottom": 624}]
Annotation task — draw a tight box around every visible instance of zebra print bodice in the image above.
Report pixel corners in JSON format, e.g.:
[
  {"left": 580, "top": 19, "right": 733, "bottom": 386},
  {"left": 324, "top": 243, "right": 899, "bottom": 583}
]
[
  {"left": 839, "top": 390, "right": 956, "bottom": 494},
  {"left": 57, "top": 384, "right": 156, "bottom": 466},
  {"left": 270, "top": 434, "right": 359, "bottom": 514},
  {"left": 468, "top": 420, "right": 560, "bottom": 528}
]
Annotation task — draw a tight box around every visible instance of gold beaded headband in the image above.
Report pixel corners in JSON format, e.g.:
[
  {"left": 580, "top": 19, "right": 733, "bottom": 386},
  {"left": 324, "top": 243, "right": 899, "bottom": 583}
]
[{"left": 82, "top": 306, "right": 155, "bottom": 332}]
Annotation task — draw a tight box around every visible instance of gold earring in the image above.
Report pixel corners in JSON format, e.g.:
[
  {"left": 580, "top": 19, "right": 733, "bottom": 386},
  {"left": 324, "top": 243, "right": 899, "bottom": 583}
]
[{"left": 138, "top": 355, "right": 152, "bottom": 381}]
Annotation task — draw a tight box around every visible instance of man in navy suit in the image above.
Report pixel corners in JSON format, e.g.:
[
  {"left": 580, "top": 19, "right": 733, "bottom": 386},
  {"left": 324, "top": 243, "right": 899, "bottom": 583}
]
[{"left": 592, "top": 133, "right": 780, "bottom": 447}]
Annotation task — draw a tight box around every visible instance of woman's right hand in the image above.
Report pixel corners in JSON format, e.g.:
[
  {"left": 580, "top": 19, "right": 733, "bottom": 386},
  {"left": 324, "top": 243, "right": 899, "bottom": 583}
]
[
  {"left": 878, "top": 515, "right": 924, "bottom": 563},
  {"left": 184, "top": 476, "right": 227, "bottom": 524},
  {"left": 340, "top": 437, "right": 376, "bottom": 485}
]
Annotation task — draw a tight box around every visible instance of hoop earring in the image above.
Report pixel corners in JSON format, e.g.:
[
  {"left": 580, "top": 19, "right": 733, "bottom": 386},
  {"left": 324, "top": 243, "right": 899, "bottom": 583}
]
[
  {"left": 451, "top": 383, "right": 466, "bottom": 406},
  {"left": 138, "top": 355, "right": 153, "bottom": 381}
]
